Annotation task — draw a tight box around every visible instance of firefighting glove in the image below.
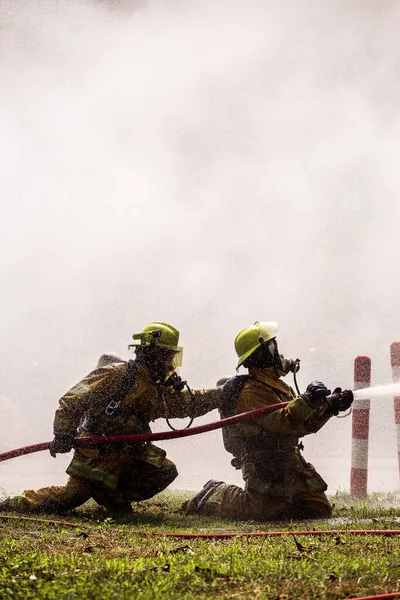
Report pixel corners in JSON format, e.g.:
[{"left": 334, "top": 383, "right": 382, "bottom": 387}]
[
  {"left": 327, "top": 387, "right": 354, "bottom": 415},
  {"left": 302, "top": 380, "right": 331, "bottom": 406},
  {"left": 49, "top": 434, "right": 75, "bottom": 458}
]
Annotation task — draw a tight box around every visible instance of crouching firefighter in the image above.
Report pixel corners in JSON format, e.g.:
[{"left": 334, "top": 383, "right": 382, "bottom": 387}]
[
  {"left": 0, "top": 322, "right": 225, "bottom": 515},
  {"left": 183, "top": 321, "right": 353, "bottom": 521}
]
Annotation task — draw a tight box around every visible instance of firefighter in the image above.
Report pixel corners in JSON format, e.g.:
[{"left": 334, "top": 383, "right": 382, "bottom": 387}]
[
  {"left": 0, "top": 322, "right": 224, "bottom": 514},
  {"left": 183, "top": 321, "right": 353, "bottom": 521}
]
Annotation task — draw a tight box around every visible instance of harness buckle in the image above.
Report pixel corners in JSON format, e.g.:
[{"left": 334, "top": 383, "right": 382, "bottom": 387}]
[{"left": 105, "top": 400, "right": 119, "bottom": 416}]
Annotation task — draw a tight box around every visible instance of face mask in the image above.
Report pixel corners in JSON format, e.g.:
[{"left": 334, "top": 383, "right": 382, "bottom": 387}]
[
  {"left": 278, "top": 356, "right": 301, "bottom": 377},
  {"left": 268, "top": 339, "right": 300, "bottom": 377}
]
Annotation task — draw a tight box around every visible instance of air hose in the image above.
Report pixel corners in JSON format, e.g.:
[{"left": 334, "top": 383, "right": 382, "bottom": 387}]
[{"left": 0, "top": 401, "right": 289, "bottom": 463}]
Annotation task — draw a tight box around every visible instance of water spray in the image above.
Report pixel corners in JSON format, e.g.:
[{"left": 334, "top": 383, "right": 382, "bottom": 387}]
[{"left": 352, "top": 382, "right": 400, "bottom": 401}]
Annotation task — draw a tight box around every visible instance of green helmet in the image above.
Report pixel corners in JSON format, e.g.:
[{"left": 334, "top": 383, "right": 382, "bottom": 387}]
[
  {"left": 234, "top": 321, "right": 278, "bottom": 368},
  {"left": 131, "top": 322, "right": 183, "bottom": 367}
]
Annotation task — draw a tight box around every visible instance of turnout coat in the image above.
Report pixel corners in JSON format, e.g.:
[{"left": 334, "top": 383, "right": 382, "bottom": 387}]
[
  {"left": 220, "top": 368, "right": 332, "bottom": 499},
  {"left": 53, "top": 361, "right": 224, "bottom": 491}
]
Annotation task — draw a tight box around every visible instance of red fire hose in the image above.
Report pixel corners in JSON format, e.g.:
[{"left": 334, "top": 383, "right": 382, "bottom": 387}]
[
  {"left": 142, "top": 529, "right": 400, "bottom": 539},
  {"left": 1, "top": 515, "right": 399, "bottom": 541},
  {"left": 0, "top": 401, "right": 289, "bottom": 463}
]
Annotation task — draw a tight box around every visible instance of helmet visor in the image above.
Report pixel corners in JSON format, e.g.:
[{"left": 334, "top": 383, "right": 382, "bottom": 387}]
[
  {"left": 171, "top": 348, "right": 183, "bottom": 368},
  {"left": 156, "top": 347, "right": 183, "bottom": 370}
]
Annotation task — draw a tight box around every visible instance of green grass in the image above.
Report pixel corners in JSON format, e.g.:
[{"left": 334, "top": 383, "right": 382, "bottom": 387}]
[{"left": 0, "top": 490, "right": 399, "bottom": 599}]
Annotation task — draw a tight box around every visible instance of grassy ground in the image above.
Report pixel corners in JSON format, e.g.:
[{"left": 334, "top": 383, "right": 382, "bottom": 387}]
[{"left": 0, "top": 490, "right": 399, "bottom": 599}]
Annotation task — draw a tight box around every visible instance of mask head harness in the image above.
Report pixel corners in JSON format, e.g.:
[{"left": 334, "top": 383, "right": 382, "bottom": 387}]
[{"left": 242, "top": 337, "right": 282, "bottom": 372}]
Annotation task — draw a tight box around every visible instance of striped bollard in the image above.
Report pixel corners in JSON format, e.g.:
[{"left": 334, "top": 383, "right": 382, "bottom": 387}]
[
  {"left": 390, "top": 341, "right": 400, "bottom": 482},
  {"left": 350, "top": 355, "right": 371, "bottom": 497}
]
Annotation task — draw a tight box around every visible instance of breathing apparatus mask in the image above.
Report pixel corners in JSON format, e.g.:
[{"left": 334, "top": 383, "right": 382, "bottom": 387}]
[
  {"left": 244, "top": 337, "right": 300, "bottom": 391},
  {"left": 267, "top": 338, "right": 301, "bottom": 393},
  {"left": 269, "top": 338, "right": 300, "bottom": 376},
  {"left": 129, "top": 323, "right": 195, "bottom": 431},
  {"left": 129, "top": 329, "right": 182, "bottom": 383}
]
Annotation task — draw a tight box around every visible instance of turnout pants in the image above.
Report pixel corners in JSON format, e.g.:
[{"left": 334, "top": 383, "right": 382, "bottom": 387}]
[
  {"left": 198, "top": 481, "right": 332, "bottom": 521},
  {"left": 187, "top": 453, "right": 332, "bottom": 521},
  {"left": 3, "top": 456, "right": 178, "bottom": 513}
]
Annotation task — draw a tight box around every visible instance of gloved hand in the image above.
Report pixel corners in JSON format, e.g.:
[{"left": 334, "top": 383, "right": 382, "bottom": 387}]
[
  {"left": 49, "top": 434, "right": 74, "bottom": 458},
  {"left": 328, "top": 388, "right": 354, "bottom": 415},
  {"left": 302, "top": 380, "right": 331, "bottom": 406}
]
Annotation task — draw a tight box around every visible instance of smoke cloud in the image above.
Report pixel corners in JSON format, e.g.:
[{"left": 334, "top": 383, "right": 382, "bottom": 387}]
[{"left": 1, "top": 0, "right": 400, "bottom": 493}]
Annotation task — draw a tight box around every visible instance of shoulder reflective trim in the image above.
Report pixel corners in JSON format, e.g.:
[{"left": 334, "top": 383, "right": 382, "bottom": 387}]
[
  {"left": 9, "top": 493, "right": 24, "bottom": 509},
  {"left": 68, "top": 382, "right": 92, "bottom": 396},
  {"left": 141, "top": 444, "right": 166, "bottom": 467}
]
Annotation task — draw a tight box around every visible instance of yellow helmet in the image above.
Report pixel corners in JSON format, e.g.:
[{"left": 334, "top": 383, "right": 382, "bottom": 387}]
[
  {"left": 234, "top": 321, "right": 278, "bottom": 368},
  {"left": 131, "top": 322, "right": 183, "bottom": 367}
]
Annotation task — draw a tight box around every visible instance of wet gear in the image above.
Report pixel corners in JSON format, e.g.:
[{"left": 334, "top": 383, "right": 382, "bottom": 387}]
[
  {"left": 2, "top": 358, "right": 224, "bottom": 514},
  {"left": 187, "top": 367, "right": 334, "bottom": 521},
  {"left": 1, "top": 458, "right": 178, "bottom": 514}
]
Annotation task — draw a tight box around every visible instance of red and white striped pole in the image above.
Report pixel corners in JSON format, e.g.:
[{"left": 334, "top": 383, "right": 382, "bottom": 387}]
[
  {"left": 390, "top": 341, "right": 400, "bottom": 482},
  {"left": 350, "top": 355, "right": 371, "bottom": 497}
]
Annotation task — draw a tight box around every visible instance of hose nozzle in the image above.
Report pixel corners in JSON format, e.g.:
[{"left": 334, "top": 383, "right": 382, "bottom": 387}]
[{"left": 320, "top": 389, "right": 354, "bottom": 416}]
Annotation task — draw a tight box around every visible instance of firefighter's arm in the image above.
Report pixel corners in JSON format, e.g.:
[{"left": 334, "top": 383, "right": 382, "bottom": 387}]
[
  {"left": 238, "top": 382, "right": 323, "bottom": 436},
  {"left": 161, "top": 385, "right": 225, "bottom": 419},
  {"left": 255, "top": 395, "right": 318, "bottom": 435},
  {"left": 301, "top": 411, "right": 332, "bottom": 435}
]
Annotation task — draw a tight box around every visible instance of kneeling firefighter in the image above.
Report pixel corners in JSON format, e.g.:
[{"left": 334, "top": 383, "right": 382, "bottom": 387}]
[
  {"left": 0, "top": 322, "right": 225, "bottom": 514},
  {"left": 183, "top": 321, "right": 353, "bottom": 521}
]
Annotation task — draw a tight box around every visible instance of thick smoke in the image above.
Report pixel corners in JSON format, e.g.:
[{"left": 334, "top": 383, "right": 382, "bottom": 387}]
[{"left": 1, "top": 0, "right": 400, "bottom": 493}]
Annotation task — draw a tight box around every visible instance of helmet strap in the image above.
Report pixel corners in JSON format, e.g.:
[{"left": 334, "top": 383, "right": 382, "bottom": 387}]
[{"left": 269, "top": 338, "right": 284, "bottom": 375}]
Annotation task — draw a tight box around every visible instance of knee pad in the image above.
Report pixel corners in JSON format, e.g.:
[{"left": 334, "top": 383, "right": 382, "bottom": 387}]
[{"left": 162, "top": 463, "right": 179, "bottom": 486}]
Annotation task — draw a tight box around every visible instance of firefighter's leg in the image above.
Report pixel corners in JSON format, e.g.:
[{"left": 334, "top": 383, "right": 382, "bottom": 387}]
[
  {"left": 289, "top": 491, "right": 332, "bottom": 519},
  {"left": 83, "top": 456, "right": 179, "bottom": 514},
  {"left": 0, "top": 476, "right": 93, "bottom": 513},
  {"left": 183, "top": 481, "right": 290, "bottom": 521},
  {"left": 118, "top": 457, "right": 178, "bottom": 502},
  {"left": 88, "top": 487, "right": 134, "bottom": 514},
  {"left": 286, "top": 461, "right": 332, "bottom": 519}
]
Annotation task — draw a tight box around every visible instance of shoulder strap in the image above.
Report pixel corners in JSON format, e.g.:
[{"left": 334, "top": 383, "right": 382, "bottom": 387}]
[
  {"left": 219, "top": 375, "right": 251, "bottom": 417},
  {"left": 104, "top": 360, "right": 137, "bottom": 416}
]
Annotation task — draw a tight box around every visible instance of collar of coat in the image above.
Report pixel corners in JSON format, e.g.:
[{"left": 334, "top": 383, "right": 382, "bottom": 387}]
[{"left": 248, "top": 368, "right": 294, "bottom": 395}]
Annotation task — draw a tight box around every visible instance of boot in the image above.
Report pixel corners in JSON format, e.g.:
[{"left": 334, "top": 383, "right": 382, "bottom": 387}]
[
  {"left": 181, "top": 480, "right": 223, "bottom": 515},
  {"left": 105, "top": 502, "right": 133, "bottom": 517},
  {"left": 0, "top": 498, "right": 12, "bottom": 512}
]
